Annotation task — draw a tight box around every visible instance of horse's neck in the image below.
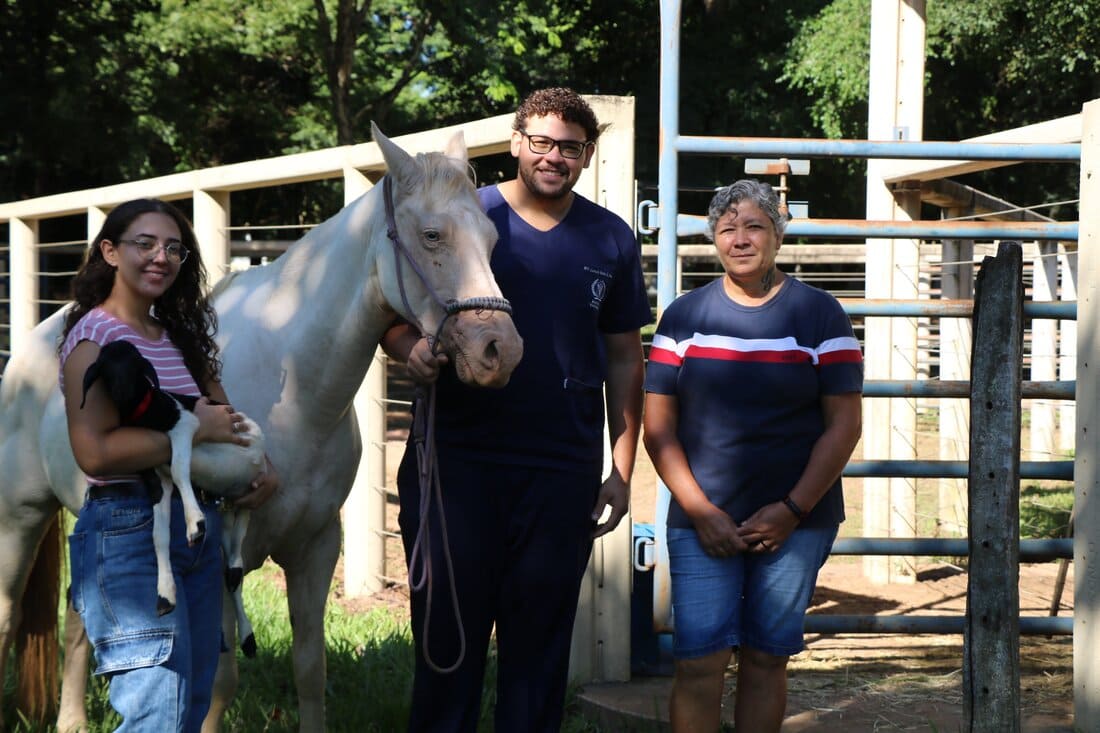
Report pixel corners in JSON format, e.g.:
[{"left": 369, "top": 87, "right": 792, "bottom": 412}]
[{"left": 222, "top": 191, "right": 394, "bottom": 425}]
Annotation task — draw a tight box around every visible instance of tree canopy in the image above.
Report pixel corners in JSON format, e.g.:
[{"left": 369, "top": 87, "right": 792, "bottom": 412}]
[
  {"left": 784, "top": 0, "right": 1098, "bottom": 219},
  {"left": 1, "top": 0, "right": 1096, "bottom": 224}
]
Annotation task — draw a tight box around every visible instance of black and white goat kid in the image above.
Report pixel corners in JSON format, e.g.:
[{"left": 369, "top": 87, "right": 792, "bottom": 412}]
[{"left": 80, "top": 340, "right": 263, "bottom": 654}]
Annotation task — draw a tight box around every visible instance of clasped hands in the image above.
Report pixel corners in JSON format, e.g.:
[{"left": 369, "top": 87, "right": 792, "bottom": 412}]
[{"left": 692, "top": 500, "right": 798, "bottom": 558}]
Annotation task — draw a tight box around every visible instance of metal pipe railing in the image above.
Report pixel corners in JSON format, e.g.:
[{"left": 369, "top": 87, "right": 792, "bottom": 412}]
[
  {"left": 674, "top": 213, "right": 1078, "bottom": 240},
  {"left": 675, "top": 136, "right": 1081, "bottom": 161},
  {"left": 831, "top": 537, "right": 1071, "bottom": 561},
  {"left": 863, "top": 380, "right": 1073, "bottom": 399},
  {"left": 804, "top": 614, "right": 1071, "bottom": 636},
  {"left": 845, "top": 460, "right": 1073, "bottom": 481}
]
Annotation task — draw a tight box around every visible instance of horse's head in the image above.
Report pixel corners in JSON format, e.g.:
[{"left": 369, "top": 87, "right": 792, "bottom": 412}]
[{"left": 372, "top": 123, "right": 523, "bottom": 388}]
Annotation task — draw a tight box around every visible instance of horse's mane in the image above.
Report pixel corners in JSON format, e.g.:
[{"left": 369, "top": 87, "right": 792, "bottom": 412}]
[
  {"left": 406, "top": 151, "right": 476, "bottom": 201},
  {"left": 210, "top": 270, "right": 241, "bottom": 299}
]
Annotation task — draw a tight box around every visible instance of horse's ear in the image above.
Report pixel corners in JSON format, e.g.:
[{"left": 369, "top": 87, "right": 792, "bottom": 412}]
[
  {"left": 371, "top": 121, "right": 415, "bottom": 183},
  {"left": 442, "top": 129, "right": 469, "bottom": 171}
]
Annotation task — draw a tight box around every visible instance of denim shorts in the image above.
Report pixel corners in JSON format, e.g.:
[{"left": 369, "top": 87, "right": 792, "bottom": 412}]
[
  {"left": 667, "top": 525, "right": 837, "bottom": 659},
  {"left": 69, "top": 485, "right": 223, "bottom": 733}
]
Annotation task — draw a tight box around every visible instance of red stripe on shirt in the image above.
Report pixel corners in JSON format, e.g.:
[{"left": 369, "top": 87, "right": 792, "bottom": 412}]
[
  {"left": 818, "top": 349, "right": 864, "bottom": 365},
  {"left": 684, "top": 345, "right": 813, "bottom": 364},
  {"left": 648, "top": 346, "right": 682, "bottom": 366}
]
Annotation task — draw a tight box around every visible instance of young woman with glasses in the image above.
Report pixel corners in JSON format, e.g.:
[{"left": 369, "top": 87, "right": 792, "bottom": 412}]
[{"left": 58, "top": 198, "right": 278, "bottom": 732}]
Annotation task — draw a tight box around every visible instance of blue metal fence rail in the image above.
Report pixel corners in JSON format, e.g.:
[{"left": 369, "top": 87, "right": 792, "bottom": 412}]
[{"left": 674, "top": 136, "right": 1081, "bottom": 161}]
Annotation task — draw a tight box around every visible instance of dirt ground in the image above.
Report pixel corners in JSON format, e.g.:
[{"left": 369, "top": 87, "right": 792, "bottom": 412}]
[{"left": 334, "top": 439, "right": 1076, "bottom": 732}]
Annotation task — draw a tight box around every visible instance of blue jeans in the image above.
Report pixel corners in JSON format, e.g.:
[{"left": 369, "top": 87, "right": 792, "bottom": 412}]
[
  {"left": 69, "top": 486, "right": 224, "bottom": 733},
  {"left": 667, "top": 525, "right": 837, "bottom": 658}
]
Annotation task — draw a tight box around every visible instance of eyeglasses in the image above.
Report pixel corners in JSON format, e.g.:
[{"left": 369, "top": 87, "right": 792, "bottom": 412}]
[
  {"left": 118, "top": 237, "right": 190, "bottom": 263},
  {"left": 518, "top": 130, "right": 593, "bottom": 159}
]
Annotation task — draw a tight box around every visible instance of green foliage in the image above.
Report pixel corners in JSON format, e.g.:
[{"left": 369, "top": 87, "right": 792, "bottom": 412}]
[
  {"left": 780, "top": 0, "right": 1096, "bottom": 219},
  {"left": 783, "top": 0, "right": 870, "bottom": 140},
  {"left": 927, "top": 0, "right": 1100, "bottom": 136},
  {"left": 785, "top": 0, "right": 1100, "bottom": 140},
  {"left": 4, "top": 0, "right": 1098, "bottom": 224}
]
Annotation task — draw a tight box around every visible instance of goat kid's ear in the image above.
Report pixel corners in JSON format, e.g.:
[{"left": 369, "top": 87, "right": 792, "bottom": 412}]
[
  {"left": 80, "top": 361, "right": 103, "bottom": 410},
  {"left": 142, "top": 360, "right": 160, "bottom": 389}
]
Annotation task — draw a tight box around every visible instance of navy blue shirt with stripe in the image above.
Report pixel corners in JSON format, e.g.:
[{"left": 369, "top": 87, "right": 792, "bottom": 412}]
[
  {"left": 432, "top": 185, "right": 654, "bottom": 473},
  {"left": 645, "top": 277, "right": 863, "bottom": 529}
]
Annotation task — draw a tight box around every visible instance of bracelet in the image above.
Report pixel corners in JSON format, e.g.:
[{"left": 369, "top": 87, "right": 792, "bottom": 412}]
[{"left": 782, "top": 495, "right": 805, "bottom": 522}]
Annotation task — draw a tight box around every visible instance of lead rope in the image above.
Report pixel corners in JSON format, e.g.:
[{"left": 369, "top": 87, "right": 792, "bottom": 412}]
[
  {"left": 383, "top": 175, "right": 512, "bottom": 673},
  {"left": 407, "top": 337, "right": 463, "bottom": 673}
]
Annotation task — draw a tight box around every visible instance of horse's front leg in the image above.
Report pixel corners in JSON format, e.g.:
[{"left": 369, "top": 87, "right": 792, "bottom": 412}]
[
  {"left": 56, "top": 601, "right": 91, "bottom": 733},
  {"left": 167, "top": 411, "right": 206, "bottom": 545},
  {"left": 201, "top": 591, "right": 241, "bottom": 733},
  {"left": 282, "top": 517, "right": 342, "bottom": 732}
]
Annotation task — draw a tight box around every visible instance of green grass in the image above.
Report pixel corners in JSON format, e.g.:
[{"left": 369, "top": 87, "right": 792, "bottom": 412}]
[
  {"left": 4, "top": 562, "right": 604, "bottom": 732},
  {"left": 1019, "top": 483, "right": 1074, "bottom": 539}
]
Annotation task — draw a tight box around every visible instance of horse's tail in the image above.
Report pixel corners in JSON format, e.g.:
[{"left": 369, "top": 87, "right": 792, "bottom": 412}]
[{"left": 15, "top": 509, "right": 62, "bottom": 724}]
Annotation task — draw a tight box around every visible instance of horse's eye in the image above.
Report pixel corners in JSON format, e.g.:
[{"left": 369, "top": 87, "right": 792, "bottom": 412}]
[{"left": 423, "top": 229, "right": 442, "bottom": 248}]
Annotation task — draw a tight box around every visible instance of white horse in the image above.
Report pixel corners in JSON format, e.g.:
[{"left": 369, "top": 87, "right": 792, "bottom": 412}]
[{"left": 0, "top": 124, "right": 523, "bottom": 732}]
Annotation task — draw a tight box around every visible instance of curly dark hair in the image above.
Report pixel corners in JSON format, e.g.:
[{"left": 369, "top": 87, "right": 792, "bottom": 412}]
[
  {"left": 62, "top": 198, "right": 221, "bottom": 390},
  {"left": 512, "top": 87, "right": 601, "bottom": 142}
]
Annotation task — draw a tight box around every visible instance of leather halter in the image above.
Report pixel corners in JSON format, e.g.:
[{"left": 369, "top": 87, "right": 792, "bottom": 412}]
[{"left": 383, "top": 173, "right": 511, "bottom": 673}]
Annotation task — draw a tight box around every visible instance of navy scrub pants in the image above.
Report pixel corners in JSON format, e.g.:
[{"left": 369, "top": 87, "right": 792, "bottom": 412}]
[{"left": 397, "top": 446, "right": 599, "bottom": 733}]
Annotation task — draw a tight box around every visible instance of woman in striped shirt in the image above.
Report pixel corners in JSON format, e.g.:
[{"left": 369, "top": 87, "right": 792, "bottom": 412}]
[{"left": 59, "top": 198, "right": 277, "bottom": 732}]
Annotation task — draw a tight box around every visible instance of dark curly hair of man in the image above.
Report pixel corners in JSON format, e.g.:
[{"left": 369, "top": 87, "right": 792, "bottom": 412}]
[{"left": 512, "top": 87, "right": 600, "bottom": 142}]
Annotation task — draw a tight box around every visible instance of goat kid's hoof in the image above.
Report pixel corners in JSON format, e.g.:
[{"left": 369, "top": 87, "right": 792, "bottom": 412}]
[
  {"left": 225, "top": 566, "right": 243, "bottom": 592},
  {"left": 188, "top": 519, "right": 207, "bottom": 547},
  {"left": 157, "top": 596, "right": 176, "bottom": 616},
  {"left": 240, "top": 633, "right": 257, "bottom": 658}
]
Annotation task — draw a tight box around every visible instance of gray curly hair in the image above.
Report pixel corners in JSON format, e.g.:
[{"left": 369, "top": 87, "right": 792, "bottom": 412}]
[{"left": 705, "top": 179, "right": 788, "bottom": 241}]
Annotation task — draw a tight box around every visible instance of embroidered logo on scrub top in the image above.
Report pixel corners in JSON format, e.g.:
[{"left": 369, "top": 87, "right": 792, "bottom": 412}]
[{"left": 584, "top": 266, "right": 612, "bottom": 311}]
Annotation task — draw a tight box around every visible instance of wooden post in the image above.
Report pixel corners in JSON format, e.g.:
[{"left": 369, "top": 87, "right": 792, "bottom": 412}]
[
  {"left": 1029, "top": 242, "right": 1059, "bottom": 460},
  {"left": 964, "top": 241, "right": 1023, "bottom": 732},
  {"left": 939, "top": 221, "right": 973, "bottom": 538},
  {"left": 192, "top": 189, "right": 231, "bottom": 287},
  {"left": 1075, "top": 97, "right": 1100, "bottom": 730},
  {"left": 86, "top": 207, "right": 107, "bottom": 250},
  {"left": 1057, "top": 245, "right": 1076, "bottom": 452},
  {"left": 8, "top": 217, "right": 38, "bottom": 356},
  {"left": 863, "top": 0, "right": 926, "bottom": 583},
  {"left": 569, "top": 95, "right": 635, "bottom": 684}
]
